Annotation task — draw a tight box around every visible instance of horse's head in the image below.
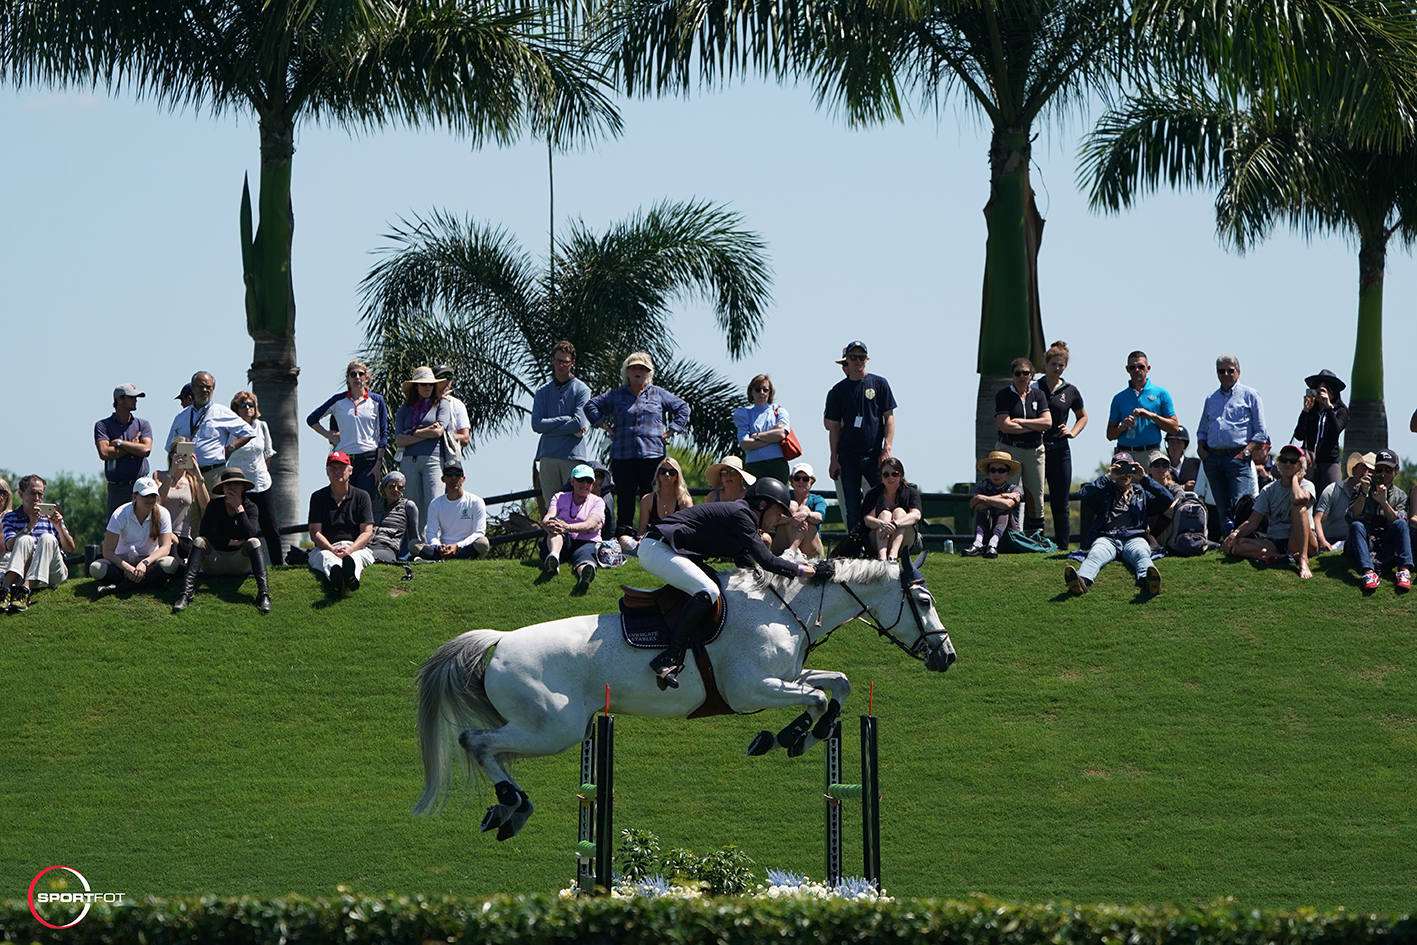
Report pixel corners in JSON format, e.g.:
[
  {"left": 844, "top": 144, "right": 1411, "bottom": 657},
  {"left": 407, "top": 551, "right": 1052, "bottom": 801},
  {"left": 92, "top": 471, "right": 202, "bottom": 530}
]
[{"left": 899, "top": 552, "right": 956, "bottom": 672}]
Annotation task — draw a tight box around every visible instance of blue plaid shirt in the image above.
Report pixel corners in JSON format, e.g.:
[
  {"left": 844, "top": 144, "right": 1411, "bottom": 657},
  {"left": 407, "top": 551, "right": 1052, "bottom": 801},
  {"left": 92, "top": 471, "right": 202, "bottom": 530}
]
[{"left": 585, "top": 385, "right": 690, "bottom": 461}]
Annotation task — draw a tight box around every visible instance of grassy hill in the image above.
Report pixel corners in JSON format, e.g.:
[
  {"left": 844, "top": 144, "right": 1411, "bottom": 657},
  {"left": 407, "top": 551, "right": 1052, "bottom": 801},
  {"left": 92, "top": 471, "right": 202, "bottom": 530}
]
[{"left": 2, "top": 551, "right": 1415, "bottom": 913}]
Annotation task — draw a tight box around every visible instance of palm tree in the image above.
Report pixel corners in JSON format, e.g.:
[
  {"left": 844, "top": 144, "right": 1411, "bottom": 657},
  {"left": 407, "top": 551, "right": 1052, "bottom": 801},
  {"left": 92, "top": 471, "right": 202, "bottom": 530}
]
[
  {"left": 2, "top": 0, "right": 619, "bottom": 542},
  {"left": 357, "top": 198, "right": 773, "bottom": 460},
  {"left": 1080, "top": 81, "right": 1417, "bottom": 452},
  {"left": 612, "top": 0, "right": 1417, "bottom": 464}
]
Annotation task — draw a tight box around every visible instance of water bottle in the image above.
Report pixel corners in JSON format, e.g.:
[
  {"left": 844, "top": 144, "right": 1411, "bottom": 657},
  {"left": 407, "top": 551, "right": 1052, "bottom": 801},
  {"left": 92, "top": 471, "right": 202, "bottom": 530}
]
[{"left": 943, "top": 539, "right": 954, "bottom": 555}]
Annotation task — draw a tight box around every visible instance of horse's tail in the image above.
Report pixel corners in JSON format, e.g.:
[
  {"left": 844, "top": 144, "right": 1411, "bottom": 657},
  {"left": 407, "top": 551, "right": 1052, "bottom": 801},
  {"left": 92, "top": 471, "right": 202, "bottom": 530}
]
[{"left": 413, "top": 629, "right": 507, "bottom": 817}]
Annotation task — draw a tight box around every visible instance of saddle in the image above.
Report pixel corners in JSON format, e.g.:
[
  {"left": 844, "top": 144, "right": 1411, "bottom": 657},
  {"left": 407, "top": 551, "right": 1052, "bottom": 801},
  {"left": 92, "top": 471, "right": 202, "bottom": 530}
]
[{"left": 618, "top": 580, "right": 732, "bottom": 719}]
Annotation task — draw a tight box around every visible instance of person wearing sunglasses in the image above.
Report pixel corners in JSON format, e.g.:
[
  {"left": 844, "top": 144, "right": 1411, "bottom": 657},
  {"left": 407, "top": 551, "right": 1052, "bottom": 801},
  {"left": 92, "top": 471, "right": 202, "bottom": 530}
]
[
  {"left": 824, "top": 340, "right": 896, "bottom": 534},
  {"left": 306, "top": 359, "right": 389, "bottom": 500},
  {"left": 860, "top": 457, "right": 923, "bottom": 563},
  {"left": 1106, "top": 351, "right": 1179, "bottom": 472},
  {"left": 773, "top": 462, "right": 826, "bottom": 557},
  {"left": 1222, "top": 444, "right": 1316, "bottom": 579},
  {"left": 95, "top": 382, "right": 154, "bottom": 515},
  {"left": 994, "top": 356, "right": 1051, "bottom": 535},
  {"left": 1345, "top": 448, "right": 1412, "bottom": 593},
  {"left": 704, "top": 455, "right": 754, "bottom": 504},
  {"left": 964, "top": 452, "right": 1023, "bottom": 557},
  {"left": 1196, "top": 354, "right": 1268, "bottom": 531},
  {"left": 1065, "top": 452, "right": 1175, "bottom": 596},
  {"left": 227, "top": 390, "right": 283, "bottom": 564},
  {"left": 540, "top": 464, "right": 606, "bottom": 590},
  {"left": 1037, "top": 342, "right": 1088, "bottom": 549},
  {"left": 620, "top": 457, "right": 693, "bottom": 555},
  {"left": 734, "top": 373, "right": 792, "bottom": 483},
  {"left": 370, "top": 470, "right": 424, "bottom": 562}
]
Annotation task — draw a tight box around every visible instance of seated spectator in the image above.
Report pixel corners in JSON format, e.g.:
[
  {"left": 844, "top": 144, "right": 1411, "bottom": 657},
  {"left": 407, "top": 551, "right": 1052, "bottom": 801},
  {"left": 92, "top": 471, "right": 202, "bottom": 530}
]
[
  {"left": 2, "top": 475, "right": 77, "bottom": 613},
  {"left": 590, "top": 462, "right": 617, "bottom": 538},
  {"left": 156, "top": 438, "right": 209, "bottom": 562},
  {"left": 308, "top": 452, "right": 375, "bottom": 595},
  {"left": 704, "top": 455, "right": 754, "bottom": 503},
  {"left": 1144, "top": 456, "right": 1185, "bottom": 549},
  {"left": 1064, "top": 453, "right": 1175, "bottom": 596},
  {"left": 963, "top": 452, "right": 1022, "bottom": 558},
  {"left": 89, "top": 476, "right": 179, "bottom": 597},
  {"left": 1345, "top": 448, "right": 1411, "bottom": 594},
  {"left": 418, "top": 461, "right": 490, "bottom": 560},
  {"left": 540, "top": 464, "right": 606, "bottom": 589},
  {"left": 1222, "top": 444, "right": 1316, "bottom": 579},
  {"left": 1314, "top": 452, "right": 1371, "bottom": 552},
  {"left": 773, "top": 462, "right": 826, "bottom": 557},
  {"left": 0, "top": 479, "right": 10, "bottom": 572},
  {"left": 1165, "top": 425, "right": 1200, "bottom": 491},
  {"left": 371, "top": 471, "right": 424, "bottom": 563},
  {"left": 860, "top": 457, "right": 922, "bottom": 562},
  {"left": 620, "top": 456, "right": 692, "bottom": 554},
  {"left": 172, "top": 468, "right": 271, "bottom": 614}
]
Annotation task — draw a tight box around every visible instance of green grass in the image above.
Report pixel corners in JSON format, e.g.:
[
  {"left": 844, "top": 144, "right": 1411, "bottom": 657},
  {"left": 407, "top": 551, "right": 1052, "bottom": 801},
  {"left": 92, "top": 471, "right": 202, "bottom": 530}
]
[{"left": 2, "top": 551, "right": 1415, "bottom": 913}]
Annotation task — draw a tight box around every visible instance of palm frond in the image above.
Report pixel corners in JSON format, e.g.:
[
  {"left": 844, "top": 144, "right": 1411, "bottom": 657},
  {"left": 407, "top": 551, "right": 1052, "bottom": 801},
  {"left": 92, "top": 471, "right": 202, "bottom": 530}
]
[{"left": 651, "top": 357, "right": 745, "bottom": 457}]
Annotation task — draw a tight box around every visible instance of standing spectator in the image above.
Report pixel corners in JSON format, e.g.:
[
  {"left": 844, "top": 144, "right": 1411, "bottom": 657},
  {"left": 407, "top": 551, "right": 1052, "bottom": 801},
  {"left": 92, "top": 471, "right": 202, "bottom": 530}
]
[
  {"left": 88, "top": 477, "right": 178, "bottom": 597},
  {"left": 94, "top": 383, "right": 154, "bottom": 514},
  {"left": 174, "top": 382, "right": 193, "bottom": 409},
  {"left": 540, "top": 464, "right": 606, "bottom": 589},
  {"left": 734, "top": 373, "right": 792, "bottom": 483},
  {"left": 164, "top": 372, "right": 254, "bottom": 490},
  {"left": 704, "top": 455, "right": 754, "bottom": 503},
  {"left": 860, "top": 457, "right": 923, "bottom": 562},
  {"left": 419, "top": 461, "right": 491, "bottom": 560},
  {"left": 308, "top": 452, "right": 375, "bottom": 595},
  {"left": 824, "top": 340, "right": 897, "bottom": 533},
  {"left": 172, "top": 468, "right": 271, "bottom": 614},
  {"left": 1037, "top": 341, "right": 1088, "bottom": 549},
  {"left": 1064, "top": 453, "right": 1175, "bottom": 596},
  {"left": 393, "top": 366, "right": 455, "bottom": 525},
  {"left": 585, "top": 352, "right": 690, "bottom": 532},
  {"left": 1106, "top": 350, "right": 1178, "bottom": 469},
  {"left": 156, "top": 439, "right": 209, "bottom": 562},
  {"left": 1197, "top": 354, "right": 1268, "bottom": 530},
  {"left": 1314, "top": 452, "right": 1372, "bottom": 552},
  {"left": 531, "top": 341, "right": 592, "bottom": 512},
  {"left": 432, "top": 363, "right": 472, "bottom": 452},
  {"left": 229, "top": 391, "right": 283, "bottom": 564},
  {"left": 1293, "top": 369, "right": 1348, "bottom": 494},
  {"left": 2, "top": 475, "right": 76, "bottom": 613},
  {"left": 993, "top": 356, "right": 1050, "bottom": 535},
  {"left": 306, "top": 360, "right": 389, "bottom": 499},
  {"left": 1222, "top": 445, "right": 1316, "bottom": 579},
  {"left": 774, "top": 462, "right": 826, "bottom": 557},
  {"left": 370, "top": 471, "right": 424, "bottom": 562},
  {"left": 1345, "top": 448, "right": 1411, "bottom": 594},
  {"left": 963, "top": 452, "right": 1023, "bottom": 558}
]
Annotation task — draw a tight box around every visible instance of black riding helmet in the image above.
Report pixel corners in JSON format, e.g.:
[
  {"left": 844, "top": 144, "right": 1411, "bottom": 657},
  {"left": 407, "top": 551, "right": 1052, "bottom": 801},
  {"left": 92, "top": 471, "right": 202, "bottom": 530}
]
[{"left": 744, "top": 477, "right": 792, "bottom": 521}]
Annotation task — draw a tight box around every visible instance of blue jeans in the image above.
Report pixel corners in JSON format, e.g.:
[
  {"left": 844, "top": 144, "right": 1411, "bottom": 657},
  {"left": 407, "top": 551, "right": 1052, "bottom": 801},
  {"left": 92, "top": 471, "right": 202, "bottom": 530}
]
[
  {"left": 1078, "top": 535, "right": 1152, "bottom": 582},
  {"left": 1347, "top": 519, "right": 1413, "bottom": 573},
  {"left": 1203, "top": 451, "right": 1254, "bottom": 524},
  {"left": 837, "top": 453, "right": 883, "bottom": 534}
]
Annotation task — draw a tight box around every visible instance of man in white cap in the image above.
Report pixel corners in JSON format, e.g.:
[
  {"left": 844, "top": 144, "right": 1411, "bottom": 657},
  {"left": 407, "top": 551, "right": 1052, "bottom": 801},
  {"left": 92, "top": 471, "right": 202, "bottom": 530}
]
[
  {"left": 1312, "top": 452, "right": 1372, "bottom": 553},
  {"left": 823, "top": 340, "right": 896, "bottom": 533},
  {"left": 95, "top": 383, "right": 154, "bottom": 514}
]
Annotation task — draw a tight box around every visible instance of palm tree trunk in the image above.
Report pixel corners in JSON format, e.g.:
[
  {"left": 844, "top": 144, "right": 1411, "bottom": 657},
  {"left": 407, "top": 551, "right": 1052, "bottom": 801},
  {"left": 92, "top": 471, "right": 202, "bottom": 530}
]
[
  {"left": 243, "top": 112, "right": 301, "bottom": 551},
  {"left": 976, "top": 123, "right": 1047, "bottom": 465},
  {"left": 1345, "top": 234, "right": 1388, "bottom": 453}
]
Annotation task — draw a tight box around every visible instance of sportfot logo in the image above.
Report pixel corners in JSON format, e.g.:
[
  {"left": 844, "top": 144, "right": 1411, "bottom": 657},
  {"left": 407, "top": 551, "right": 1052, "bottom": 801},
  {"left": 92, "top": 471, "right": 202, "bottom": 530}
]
[{"left": 27, "top": 866, "right": 126, "bottom": 929}]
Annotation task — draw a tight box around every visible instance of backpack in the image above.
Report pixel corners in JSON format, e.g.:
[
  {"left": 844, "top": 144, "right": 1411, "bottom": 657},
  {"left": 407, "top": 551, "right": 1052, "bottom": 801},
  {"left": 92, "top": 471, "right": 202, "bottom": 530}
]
[
  {"left": 1002, "top": 528, "right": 1057, "bottom": 554},
  {"left": 1165, "top": 493, "right": 1209, "bottom": 556}
]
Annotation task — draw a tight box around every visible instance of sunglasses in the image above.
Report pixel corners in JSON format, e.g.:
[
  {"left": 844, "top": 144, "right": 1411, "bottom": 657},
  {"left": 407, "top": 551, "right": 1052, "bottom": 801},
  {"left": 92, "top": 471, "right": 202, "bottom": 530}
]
[
  {"left": 987, "top": 467, "right": 1010, "bottom": 474},
  {"left": 347, "top": 370, "right": 368, "bottom": 377},
  {"left": 657, "top": 468, "right": 678, "bottom": 477},
  {"left": 1012, "top": 370, "right": 1033, "bottom": 377},
  {"left": 1278, "top": 457, "right": 1300, "bottom": 465},
  {"left": 1217, "top": 367, "right": 1237, "bottom": 375},
  {"left": 791, "top": 475, "right": 812, "bottom": 482},
  {"left": 754, "top": 386, "right": 771, "bottom": 393},
  {"left": 573, "top": 477, "right": 595, "bottom": 484},
  {"left": 235, "top": 401, "right": 256, "bottom": 409},
  {"left": 846, "top": 354, "right": 867, "bottom": 362},
  {"left": 1126, "top": 364, "right": 1148, "bottom": 371},
  {"left": 882, "top": 471, "right": 902, "bottom": 478}
]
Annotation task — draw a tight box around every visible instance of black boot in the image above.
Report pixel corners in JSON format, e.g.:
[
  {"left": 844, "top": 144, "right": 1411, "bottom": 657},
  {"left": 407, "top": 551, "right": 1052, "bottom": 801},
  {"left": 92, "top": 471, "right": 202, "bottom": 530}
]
[
  {"left": 251, "top": 552, "right": 272, "bottom": 614},
  {"left": 172, "top": 546, "right": 204, "bottom": 613},
  {"left": 648, "top": 591, "right": 714, "bottom": 690}
]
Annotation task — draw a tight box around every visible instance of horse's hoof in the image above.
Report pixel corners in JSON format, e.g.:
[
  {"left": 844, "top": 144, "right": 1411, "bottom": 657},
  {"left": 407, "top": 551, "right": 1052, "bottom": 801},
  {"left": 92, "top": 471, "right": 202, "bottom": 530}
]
[
  {"left": 746, "top": 730, "right": 776, "bottom": 756},
  {"left": 811, "top": 699, "right": 842, "bottom": 740},
  {"left": 496, "top": 794, "right": 534, "bottom": 841},
  {"left": 481, "top": 804, "right": 509, "bottom": 833}
]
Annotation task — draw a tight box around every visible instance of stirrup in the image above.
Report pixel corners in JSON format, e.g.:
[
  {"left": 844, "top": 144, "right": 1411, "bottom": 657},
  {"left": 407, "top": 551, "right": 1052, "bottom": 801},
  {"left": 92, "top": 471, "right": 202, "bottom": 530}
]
[{"left": 649, "top": 652, "right": 682, "bottom": 690}]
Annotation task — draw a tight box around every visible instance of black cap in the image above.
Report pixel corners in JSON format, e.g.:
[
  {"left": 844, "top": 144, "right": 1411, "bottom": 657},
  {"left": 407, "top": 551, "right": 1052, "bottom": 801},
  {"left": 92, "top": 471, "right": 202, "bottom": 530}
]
[
  {"left": 1374, "top": 448, "right": 1399, "bottom": 469},
  {"left": 442, "top": 461, "right": 464, "bottom": 476},
  {"left": 1166, "top": 424, "right": 1190, "bottom": 444},
  {"left": 175, "top": 382, "right": 193, "bottom": 401}
]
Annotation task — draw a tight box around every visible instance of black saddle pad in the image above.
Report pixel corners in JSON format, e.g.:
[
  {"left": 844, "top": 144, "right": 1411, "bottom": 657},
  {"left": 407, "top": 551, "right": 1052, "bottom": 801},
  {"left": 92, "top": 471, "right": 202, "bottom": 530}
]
[{"left": 620, "top": 589, "right": 728, "bottom": 649}]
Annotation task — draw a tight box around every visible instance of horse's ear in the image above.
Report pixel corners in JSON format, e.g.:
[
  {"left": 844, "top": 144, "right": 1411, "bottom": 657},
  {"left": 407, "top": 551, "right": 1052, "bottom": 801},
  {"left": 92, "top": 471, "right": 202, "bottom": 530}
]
[
  {"left": 900, "top": 551, "right": 926, "bottom": 586},
  {"left": 912, "top": 550, "right": 927, "bottom": 572}
]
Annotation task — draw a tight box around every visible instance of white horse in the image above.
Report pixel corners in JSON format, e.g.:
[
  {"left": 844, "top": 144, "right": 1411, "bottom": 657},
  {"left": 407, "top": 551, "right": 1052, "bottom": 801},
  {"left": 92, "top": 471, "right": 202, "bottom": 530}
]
[{"left": 414, "top": 554, "right": 955, "bottom": 839}]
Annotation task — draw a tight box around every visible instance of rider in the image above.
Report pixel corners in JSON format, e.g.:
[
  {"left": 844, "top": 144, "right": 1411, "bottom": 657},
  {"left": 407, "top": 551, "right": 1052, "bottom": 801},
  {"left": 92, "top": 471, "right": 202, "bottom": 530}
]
[{"left": 640, "top": 477, "right": 819, "bottom": 689}]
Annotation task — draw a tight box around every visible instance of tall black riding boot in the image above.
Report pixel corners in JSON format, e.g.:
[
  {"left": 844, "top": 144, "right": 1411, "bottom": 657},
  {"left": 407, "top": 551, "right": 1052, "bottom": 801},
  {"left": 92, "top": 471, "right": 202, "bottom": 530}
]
[
  {"left": 172, "top": 546, "right": 205, "bottom": 613},
  {"left": 648, "top": 591, "right": 714, "bottom": 690},
  {"left": 251, "top": 552, "right": 272, "bottom": 614}
]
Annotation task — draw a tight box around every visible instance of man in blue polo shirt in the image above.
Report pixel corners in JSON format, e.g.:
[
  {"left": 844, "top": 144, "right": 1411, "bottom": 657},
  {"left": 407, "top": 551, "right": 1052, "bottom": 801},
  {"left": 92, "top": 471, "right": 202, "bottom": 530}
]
[
  {"left": 1106, "top": 350, "right": 1178, "bottom": 469},
  {"left": 94, "top": 383, "right": 154, "bottom": 514},
  {"left": 1197, "top": 354, "right": 1268, "bottom": 529},
  {"left": 824, "top": 340, "right": 897, "bottom": 533}
]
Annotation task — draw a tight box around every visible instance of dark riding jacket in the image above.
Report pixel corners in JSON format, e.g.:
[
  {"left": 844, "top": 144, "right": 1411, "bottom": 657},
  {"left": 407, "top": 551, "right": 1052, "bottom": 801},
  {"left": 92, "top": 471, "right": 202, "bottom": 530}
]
[{"left": 647, "top": 501, "right": 800, "bottom": 578}]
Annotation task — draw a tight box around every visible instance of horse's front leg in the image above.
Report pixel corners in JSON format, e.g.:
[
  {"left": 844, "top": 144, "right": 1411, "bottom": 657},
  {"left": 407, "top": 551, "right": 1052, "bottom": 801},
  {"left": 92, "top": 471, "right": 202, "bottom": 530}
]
[{"left": 742, "top": 670, "right": 852, "bottom": 757}]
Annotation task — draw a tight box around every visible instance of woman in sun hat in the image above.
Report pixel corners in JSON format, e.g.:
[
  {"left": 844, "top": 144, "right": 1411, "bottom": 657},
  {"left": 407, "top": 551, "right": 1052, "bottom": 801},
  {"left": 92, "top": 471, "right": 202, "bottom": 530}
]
[
  {"left": 89, "top": 476, "right": 179, "bottom": 597},
  {"left": 539, "top": 464, "right": 607, "bottom": 590},
  {"left": 393, "top": 366, "right": 454, "bottom": 524},
  {"left": 172, "top": 467, "right": 271, "bottom": 614},
  {"left": 964, "top": 451, "right": 1023, "bottom": 558},
  {"left": 773, "top": 461, "right": 826, "bottom": 557},
  {"left": 1293, "top": 369, "right": 1348, "bottom": 494},
  {"left": 584, "top": 352, "right": 690, "bottom": 533},
  {"left": 703, "top": 454, "right": 755, "bottom": 504}
]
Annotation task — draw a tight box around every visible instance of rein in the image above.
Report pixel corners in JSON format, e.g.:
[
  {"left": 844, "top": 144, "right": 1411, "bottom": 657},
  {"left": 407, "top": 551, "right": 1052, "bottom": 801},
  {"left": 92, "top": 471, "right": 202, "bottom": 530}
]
[{"left": 767, "top": 577, "right": 947, "bottom": 661}]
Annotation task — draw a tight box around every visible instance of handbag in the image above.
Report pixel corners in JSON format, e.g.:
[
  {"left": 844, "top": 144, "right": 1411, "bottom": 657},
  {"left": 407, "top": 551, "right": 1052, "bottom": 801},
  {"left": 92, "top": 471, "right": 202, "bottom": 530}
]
[
  {"left": 775, "top": 406, "right": 803, "bottom": 462},
  {"left": 1002, "top": 528, "right": 1057, "bottom": 554}
]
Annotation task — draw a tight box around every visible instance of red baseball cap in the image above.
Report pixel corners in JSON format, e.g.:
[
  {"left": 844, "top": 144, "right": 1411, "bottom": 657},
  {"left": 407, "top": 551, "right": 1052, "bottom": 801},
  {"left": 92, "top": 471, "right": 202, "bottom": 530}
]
[{"left": 326, "top": 451, "right": 352, "bottom": 466}]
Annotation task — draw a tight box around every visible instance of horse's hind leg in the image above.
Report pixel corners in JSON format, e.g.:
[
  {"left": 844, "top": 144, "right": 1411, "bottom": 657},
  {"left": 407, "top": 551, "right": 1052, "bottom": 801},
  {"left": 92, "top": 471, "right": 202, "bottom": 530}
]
[{"left": 458, "top": 722, "right": 581, "bottom": 841}]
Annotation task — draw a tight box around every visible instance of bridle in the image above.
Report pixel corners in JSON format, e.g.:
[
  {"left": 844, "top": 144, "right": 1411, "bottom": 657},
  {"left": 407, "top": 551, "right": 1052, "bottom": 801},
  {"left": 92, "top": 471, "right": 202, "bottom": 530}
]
[{"left": 769, "top": 577, "right": 949, "bottom": 662}]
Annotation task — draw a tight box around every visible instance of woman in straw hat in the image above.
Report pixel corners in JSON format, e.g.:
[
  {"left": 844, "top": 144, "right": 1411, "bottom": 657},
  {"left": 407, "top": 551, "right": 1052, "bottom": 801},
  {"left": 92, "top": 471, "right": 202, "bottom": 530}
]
[
  {"left": 703, "top": 454, "right": 754, "bottom": 504},
  {"left": 963, "top": 451, "right": 1023, "bottom": 558},
  {"left": 393, "top": 366, "right": 455, "bottom": 524}
]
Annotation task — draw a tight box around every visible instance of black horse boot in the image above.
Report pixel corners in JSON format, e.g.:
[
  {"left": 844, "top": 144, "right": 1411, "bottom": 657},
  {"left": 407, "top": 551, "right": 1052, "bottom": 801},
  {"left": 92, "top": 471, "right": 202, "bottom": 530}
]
[
  {"left": 172, "top": 545, "right": 205, "bottom": 613},
  {"left": 648, "top": 591, "right": 714, "bottom": 690},
  {"left": 251, "top": 551, "right": 272, "bottom": 614}
]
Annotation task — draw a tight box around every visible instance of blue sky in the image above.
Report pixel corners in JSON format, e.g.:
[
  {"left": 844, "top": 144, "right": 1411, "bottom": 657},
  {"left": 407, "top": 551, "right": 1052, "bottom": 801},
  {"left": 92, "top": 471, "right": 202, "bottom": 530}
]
[{"left": 3, "top": 78, "right": 1412, "bottom": 502}]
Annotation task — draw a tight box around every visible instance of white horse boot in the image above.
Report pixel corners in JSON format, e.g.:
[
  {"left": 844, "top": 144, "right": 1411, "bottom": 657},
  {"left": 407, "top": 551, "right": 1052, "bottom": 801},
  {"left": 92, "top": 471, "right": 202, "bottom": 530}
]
[{"left": 649, "top": 591, "right": 714, "bottom": 690}]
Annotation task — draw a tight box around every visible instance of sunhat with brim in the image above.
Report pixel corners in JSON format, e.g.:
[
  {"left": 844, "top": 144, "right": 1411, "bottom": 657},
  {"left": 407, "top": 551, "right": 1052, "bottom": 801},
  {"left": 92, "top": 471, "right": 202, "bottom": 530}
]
[
  {"left": 1305, "top": 369, "right": 1347, "bottom": 395},
  {"left": 706, "top": 455, "right": 757, "bottom": 488},
  {"left": 132, "top": 476, "right": 161, "bottom": 497},
  {"left": 213, "top": 468, "right": 255, "bottom": 493},
  {"left": 790, "top": 461, "right": 816, "bottom": 480},
  {"left": 401, "top": 366, "right": 451, "bottom": 398},
  {"left": 571, "top": 464, "right": 596, "bottom": 481},
  {"left": 1346, "top": 451, "right": 1376, "bottom": 478},
  {"left": 976, "top": 450, "right": 1021, "bottom": 475},
  {"left": 622, "top": 352, "right": 654, "bottom": 372}
]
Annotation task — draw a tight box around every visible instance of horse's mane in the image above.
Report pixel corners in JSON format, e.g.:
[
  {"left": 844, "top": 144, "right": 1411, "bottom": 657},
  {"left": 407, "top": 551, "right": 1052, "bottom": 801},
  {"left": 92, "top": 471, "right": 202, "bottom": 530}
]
[{"left": 729, "top": 558, "right": 899, "bottom": 595}]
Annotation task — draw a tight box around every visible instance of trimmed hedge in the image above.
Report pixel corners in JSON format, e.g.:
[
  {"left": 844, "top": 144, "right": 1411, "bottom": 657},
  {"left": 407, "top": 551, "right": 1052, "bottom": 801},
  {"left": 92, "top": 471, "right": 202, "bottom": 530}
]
[{"left": 3, "top": 894, "right": 1414, "bottom": 945}]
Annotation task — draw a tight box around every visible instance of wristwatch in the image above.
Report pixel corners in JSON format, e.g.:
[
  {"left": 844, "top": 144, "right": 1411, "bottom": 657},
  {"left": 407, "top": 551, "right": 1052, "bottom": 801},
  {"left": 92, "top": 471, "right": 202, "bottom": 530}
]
[{"left": 1241, "top": 448, "right": 1251, "bottom": 459}]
